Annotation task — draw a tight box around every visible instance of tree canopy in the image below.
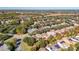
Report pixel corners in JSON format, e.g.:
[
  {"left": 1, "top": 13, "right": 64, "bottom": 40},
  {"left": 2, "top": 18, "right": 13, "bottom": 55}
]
[{"left": 23, "top": 37, "right": 36, "bottom": 46}]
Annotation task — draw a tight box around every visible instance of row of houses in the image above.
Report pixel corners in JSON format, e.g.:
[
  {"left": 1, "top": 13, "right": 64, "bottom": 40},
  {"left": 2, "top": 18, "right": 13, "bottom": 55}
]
[
  {"left": 0, "top": 19, "right": 26, "bottom": 25},
  {"left": 32, "top": 26, "right": 75, "bottom": 40},
  {"left": 45, "top": 36, "right": 79, "bottom": 51},
  {"left": 32, "top": 30, "right": 56, "bottom": 40}
]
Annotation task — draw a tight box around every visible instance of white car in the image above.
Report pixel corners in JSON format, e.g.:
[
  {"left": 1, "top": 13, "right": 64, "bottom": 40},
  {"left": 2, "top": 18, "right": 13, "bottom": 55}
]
[
  {"left": 57, "top": 42, "right": 68, "bottom": 49},
  {"left": 45, "top": 46, "right": 52, "bottom": 51},
  {"left": 70, "top": 38, "right": 79, "bottom": 42},
  {"left": 75, "top": 36, "right": 79, "bottom": 41},
  {"left": 57, "top": 42, "right": 63, "bottom": 48}
]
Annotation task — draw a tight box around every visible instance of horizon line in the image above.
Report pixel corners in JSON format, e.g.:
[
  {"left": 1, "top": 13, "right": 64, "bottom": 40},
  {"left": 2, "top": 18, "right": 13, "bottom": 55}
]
[{"left": 0, "top": 7, "right": 79, "bottom": 10}]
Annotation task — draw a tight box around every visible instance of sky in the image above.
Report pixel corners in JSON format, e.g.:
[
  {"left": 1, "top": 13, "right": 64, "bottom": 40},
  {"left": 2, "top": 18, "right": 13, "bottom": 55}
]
[{"left": 0, "top": 7, "right": 79, "bottom": 10}]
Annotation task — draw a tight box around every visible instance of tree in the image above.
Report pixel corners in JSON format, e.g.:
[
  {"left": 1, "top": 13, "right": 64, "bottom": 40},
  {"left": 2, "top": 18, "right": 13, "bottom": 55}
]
[
  {"left": 5, "top": 41, "right": 16, "bottom": 51},
  {"left": 47, "top": 35, "right": 56, "bottom": 44},
  {"left": 75, "top": 42, "right": 79, "bottom": 51},
  {"left": 23, "top": 37, "right": 36, "bottom": 46},
  {"left": 67, "top": 44, "right": 74, "bottom": 51},
  {"left": 4, "top": 38, "right": 16, "bottom": 51},
  {"left": 75, "top": 26, "right": 79, "bottom": 33},
  {"left": 68, "top": 29, "right": 77, "bottom": 37},
  {"left": 10, "top": 20, "right": 18, "bottom": 25},
  {"left": 16, "top": 25, "right": 26, "bottom": 34},
  {"left": 34, "top": 39, "right": 48, "bottom": 50},
  {"left": 63, "top": 30, "right": 69, "bottom": 37},
  {"left": 55, "top": 33, "right": 62, "bottom": 40},
  {"left": 39, "top": 39, "right": 47, "bottom": 48},
  {"left": 34, "top": 41, "right": 40, "bottom": 50}
]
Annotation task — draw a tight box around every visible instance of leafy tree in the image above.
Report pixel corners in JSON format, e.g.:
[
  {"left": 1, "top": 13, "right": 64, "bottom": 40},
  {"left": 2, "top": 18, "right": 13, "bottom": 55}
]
[
  {"left": 4, "top": 38, "right": 16, "bottom": 51},
  {"left": 39, "top": 39, "right": 47, "bottom": 48},
  {"left": 68, "top": 29, "right": 77, "bottom": 37},
  {"left": 75, "top": 42, "right": 79, "bottom": 51},
  {"left": 34, "top": 39, "right": 48, "bottom": 50},
  {"left": 34, "top": 41, "right": 40, "bottom": 50},
  {"left": 5, "top": 42, "right": 16, "bottom": 51},
  {"left": 67, "top": 45, "right": 74, "bottom": 51},
  {"left": 47, "top": 35, "right": 56, "bottom": 44},
  {"left": 23, "top": 37, "right": 36, "bottom": 46},
  {"left": 16, "top": 25, "right": 26, "bottom": 34},
  {"left": 55, "top": 33, "right": 62, "bottom": 40},
  {"left": 75, "top": 26, "right": 79, "bottom": 33},
  {"left": 10, "top": 20, "right": 18, "bottom": 25},
  {"left": 63, "top": 31, "right": 69, "bottom": 37}
]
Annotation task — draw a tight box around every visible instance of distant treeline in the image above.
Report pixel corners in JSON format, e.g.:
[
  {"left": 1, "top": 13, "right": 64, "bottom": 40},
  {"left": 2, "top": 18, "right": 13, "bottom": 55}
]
[{"left": 0, "top": 10, "right": 79, "bottom": 13}]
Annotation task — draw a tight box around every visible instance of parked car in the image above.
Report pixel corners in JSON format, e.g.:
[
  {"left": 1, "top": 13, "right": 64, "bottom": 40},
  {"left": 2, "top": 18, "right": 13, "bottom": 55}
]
[{"left": 45, "top": 46, "right": 52, "bottom": 51}]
